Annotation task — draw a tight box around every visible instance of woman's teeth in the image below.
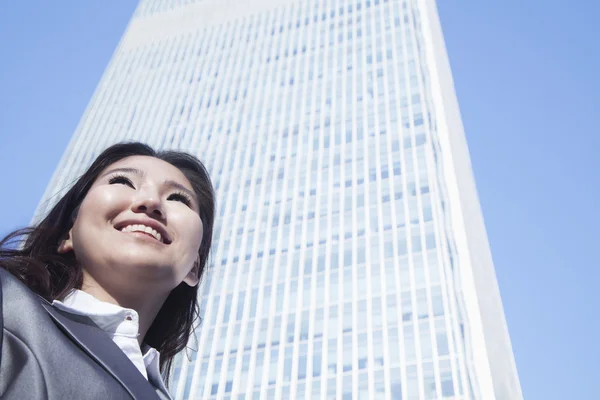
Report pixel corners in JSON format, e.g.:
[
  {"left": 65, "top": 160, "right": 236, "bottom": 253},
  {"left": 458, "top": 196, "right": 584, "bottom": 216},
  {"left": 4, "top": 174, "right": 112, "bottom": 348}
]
[{"left": 120, "top": 224, "right": 163, "bottom": 243}]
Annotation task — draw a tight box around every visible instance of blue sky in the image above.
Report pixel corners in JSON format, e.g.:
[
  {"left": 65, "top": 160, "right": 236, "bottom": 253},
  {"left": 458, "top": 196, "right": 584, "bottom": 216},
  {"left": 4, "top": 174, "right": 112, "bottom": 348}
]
[{"left": 1, "top": 1, "right": 598, "bottom": 398}]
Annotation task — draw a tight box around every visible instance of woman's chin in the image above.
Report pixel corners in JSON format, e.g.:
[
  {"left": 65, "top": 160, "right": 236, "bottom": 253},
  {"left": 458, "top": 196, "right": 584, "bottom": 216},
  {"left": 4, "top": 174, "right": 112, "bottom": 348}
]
[{"left": 105, "top": 252, "right": 175, "bottom": 278}]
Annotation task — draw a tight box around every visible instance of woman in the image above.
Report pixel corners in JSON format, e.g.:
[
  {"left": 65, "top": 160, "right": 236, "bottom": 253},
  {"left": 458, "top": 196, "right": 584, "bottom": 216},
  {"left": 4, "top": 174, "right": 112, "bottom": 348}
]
[{"left": 0, "top": 142, "right": 215, "bottom": 399}]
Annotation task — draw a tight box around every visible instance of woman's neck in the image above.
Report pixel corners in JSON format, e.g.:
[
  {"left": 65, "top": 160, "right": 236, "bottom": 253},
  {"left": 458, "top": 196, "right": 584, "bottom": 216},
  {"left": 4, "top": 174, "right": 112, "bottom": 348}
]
[{"left": 80, "top": 271, "right": 169, "bottom": 346}]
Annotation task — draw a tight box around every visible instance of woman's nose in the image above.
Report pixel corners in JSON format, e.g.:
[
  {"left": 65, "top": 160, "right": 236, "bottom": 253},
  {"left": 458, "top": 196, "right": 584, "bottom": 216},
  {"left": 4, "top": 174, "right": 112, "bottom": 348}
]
[{"left": 132, "top": 192, "right": 164, "bottom": 218}]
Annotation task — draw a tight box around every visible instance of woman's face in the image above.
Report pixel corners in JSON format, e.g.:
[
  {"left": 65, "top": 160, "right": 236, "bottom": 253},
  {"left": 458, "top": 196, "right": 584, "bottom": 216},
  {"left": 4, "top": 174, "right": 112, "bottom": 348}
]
[{"left": 59, "top": 155, "right": 204, "bottom": 293}]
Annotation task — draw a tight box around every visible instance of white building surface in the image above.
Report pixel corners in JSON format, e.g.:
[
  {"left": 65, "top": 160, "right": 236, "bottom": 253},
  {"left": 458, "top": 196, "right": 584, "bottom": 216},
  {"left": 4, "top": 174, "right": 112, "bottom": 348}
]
[{"left": 35, "top": 0, "right": 522, "bottom": 398}]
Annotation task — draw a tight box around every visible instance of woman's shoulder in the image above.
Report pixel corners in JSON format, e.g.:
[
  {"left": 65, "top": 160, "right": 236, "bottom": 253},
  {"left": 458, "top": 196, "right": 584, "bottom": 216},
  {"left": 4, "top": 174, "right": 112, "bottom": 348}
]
[
  {"left": 0, "top": 267, "right": 43, "bottom": 303},
  {"left": 0, "top": 268, "right": 51, "bottom": 331},
  {"left": 0, "top": 268, "right": 139, "bottom": 400}
]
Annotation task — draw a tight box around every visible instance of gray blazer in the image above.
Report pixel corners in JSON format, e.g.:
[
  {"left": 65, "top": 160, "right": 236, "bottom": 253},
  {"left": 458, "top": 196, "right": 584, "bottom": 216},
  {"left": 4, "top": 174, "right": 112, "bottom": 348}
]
[{"left": 0, "top": 268, "right": 170, "bottom": 399}]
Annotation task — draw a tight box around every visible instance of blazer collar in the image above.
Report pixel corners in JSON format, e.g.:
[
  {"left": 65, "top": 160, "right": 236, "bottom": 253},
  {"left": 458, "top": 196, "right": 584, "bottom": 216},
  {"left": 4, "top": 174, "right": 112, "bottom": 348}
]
[{"left": 41, "top": 301, "right": 161, "bottom": 400}]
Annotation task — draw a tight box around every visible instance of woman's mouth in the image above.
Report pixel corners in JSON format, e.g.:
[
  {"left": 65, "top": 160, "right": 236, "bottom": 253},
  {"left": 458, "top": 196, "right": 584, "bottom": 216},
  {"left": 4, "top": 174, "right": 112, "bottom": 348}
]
[{"left": 119, "top": 224, "right": 164, "bottom": 243}]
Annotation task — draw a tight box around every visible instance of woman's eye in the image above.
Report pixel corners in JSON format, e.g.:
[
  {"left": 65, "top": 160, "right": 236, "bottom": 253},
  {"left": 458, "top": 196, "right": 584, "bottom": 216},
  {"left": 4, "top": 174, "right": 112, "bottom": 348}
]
[
  {"left": 108, "top": 175, "right": 135, "bottom": 188},
  {"left": 168, "top": 192, "right": 192, "bottom": 207}
]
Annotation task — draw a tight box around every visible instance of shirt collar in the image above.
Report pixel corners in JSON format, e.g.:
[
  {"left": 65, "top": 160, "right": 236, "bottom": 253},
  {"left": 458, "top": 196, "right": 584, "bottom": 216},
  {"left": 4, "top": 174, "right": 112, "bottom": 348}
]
[{"left": 56, "top": 289, "right": 139, "bottom": 334}]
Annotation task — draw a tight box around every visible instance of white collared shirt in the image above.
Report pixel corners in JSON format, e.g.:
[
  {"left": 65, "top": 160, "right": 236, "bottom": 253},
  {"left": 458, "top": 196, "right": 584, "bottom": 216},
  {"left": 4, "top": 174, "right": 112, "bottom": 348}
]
[{"left": 52, "top": 290, "right": 172, "bottom": 399}]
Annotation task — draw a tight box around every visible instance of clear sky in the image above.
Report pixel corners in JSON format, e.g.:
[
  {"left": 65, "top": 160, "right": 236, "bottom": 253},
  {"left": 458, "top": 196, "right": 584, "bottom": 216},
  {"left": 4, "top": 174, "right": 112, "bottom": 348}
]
[{"left": 0, "top": 1, "right": 598, "bottom": 398}]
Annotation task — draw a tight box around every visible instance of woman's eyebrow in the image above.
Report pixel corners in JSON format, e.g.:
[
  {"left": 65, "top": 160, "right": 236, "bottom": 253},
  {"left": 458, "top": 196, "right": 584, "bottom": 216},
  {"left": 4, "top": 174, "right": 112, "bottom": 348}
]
[{"left": 100, "top": 167, "right": 144, "bottom": 179}]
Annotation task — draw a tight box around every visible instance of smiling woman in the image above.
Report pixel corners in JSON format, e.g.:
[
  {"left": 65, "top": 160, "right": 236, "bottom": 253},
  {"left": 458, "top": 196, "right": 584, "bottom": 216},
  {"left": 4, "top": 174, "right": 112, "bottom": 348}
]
[{"left": 0, "top": 142, "right": 215, "bottom": 400}]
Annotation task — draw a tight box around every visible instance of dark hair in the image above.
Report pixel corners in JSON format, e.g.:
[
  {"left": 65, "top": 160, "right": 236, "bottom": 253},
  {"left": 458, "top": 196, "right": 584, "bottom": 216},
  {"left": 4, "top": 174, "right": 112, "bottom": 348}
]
[{"left": 0, "top": 142, "right": 215, "bottom": 383}]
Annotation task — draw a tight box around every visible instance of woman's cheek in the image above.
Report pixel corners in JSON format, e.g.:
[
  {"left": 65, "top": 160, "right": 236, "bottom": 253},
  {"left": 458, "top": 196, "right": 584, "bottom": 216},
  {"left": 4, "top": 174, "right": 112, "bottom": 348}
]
[{"left": 190, "top": 221, "right": 204, "bottom": 250}]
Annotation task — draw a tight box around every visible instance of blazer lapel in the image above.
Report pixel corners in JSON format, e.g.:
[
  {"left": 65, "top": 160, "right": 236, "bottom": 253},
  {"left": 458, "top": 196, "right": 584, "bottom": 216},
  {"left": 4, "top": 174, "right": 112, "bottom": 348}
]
[{"left": 41, "top": 302, "right": 161, "bottom": 400}]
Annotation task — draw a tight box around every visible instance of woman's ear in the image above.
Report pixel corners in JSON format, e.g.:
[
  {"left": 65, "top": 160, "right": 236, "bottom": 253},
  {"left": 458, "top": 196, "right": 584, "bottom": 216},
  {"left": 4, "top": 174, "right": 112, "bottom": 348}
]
[
  {"left": 57, "top": 229, "right": 74, "bottom": 254},
  {"left": 183, "top": 260, "right": 200, "bottom": 287}
]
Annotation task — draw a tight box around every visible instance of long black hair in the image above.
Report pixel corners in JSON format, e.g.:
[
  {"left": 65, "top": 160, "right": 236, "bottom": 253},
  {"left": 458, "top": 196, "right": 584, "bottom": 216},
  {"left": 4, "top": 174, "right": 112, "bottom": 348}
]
[{"left": 0, "top": 142, "right": 215, "bottom": 383}]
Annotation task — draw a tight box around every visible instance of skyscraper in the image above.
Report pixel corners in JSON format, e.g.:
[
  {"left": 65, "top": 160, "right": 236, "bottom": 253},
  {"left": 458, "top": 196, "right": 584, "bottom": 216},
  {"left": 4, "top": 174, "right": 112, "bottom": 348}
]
[{"left": 35, "top": 0, "right": 522, "bottom": 398}]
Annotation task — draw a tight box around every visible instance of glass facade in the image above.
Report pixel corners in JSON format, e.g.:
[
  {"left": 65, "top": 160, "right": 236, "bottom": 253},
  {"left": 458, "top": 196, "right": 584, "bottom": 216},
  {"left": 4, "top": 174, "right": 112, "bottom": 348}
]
[{"left": 35, "top": 0, "right": 522, "bottom": 399}]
